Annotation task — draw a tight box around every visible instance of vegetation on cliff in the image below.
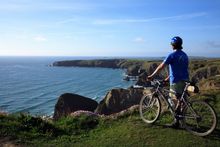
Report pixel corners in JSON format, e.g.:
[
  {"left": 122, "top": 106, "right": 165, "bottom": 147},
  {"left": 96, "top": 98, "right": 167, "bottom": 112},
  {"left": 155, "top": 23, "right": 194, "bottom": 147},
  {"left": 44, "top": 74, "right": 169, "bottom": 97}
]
[
  {"left": 1, "top": 90, "right": 220, "bottom": 146},
  {"left": 53, "top": 59, "right": 220, "bottom": 88},
  {"left": 1, "top": 58, "right": 220, "bottom": 146}
]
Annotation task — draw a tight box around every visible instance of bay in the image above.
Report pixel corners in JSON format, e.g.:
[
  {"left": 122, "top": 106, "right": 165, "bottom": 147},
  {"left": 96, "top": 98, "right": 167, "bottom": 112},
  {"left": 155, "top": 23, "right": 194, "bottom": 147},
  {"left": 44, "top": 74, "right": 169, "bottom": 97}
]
[{"left": 0, "top": 56, "right": 134, "bottom": 116}]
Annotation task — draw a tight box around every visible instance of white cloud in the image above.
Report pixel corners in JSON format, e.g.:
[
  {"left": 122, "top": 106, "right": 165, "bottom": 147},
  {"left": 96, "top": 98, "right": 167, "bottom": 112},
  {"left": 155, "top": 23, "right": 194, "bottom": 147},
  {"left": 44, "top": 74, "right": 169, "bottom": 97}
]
[
  {"left": 133, "top": 37, "right": 145, "bottom": 43},
  {"left": 33, "top": 35, "right": 47, "bottom": 42},
  {"left": 93, "top": 12, "right": 207, "bottom": 25}
]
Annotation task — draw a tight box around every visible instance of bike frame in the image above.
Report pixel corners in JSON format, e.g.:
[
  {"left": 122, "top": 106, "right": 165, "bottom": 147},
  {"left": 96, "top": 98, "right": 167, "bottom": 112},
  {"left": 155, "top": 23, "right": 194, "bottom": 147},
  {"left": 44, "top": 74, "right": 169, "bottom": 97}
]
[
  {"left": 151, "top": 80, "right": 196, "bottom": 118},
  {"left": 139, "top": 79, "right": 217, "bottom": 136}
]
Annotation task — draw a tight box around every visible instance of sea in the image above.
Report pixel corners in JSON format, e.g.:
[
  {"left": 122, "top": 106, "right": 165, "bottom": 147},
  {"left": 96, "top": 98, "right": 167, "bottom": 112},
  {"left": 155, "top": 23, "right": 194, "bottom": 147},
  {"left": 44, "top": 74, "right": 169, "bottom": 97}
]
[{"left": 0, "top": 56, "right": 135, "bottom": 116}]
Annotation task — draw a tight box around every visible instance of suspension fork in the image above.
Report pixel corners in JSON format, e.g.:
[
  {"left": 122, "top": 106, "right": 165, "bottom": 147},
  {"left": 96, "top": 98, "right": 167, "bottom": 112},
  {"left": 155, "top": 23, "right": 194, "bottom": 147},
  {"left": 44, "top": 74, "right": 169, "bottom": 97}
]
[{"left": 142, "top": 91, "right": 157, "bottom": 107}]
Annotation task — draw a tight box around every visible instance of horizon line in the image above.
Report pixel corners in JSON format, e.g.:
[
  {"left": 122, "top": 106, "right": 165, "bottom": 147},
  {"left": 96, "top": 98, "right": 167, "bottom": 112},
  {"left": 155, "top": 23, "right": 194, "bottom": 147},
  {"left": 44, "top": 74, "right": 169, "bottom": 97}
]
[{"left": 0, "top": 55, "right": 219, "bottom": 58}]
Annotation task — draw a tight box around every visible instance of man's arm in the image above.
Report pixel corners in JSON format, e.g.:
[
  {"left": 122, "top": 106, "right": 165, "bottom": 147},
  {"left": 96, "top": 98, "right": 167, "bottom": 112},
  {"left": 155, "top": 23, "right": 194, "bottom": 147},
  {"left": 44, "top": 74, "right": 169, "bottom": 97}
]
[
  {"left": 147, "top": 62, "right": 166, "bottom": 79},
  {"left": 164, "top": 75, "right": 170, "bottom": 81}
]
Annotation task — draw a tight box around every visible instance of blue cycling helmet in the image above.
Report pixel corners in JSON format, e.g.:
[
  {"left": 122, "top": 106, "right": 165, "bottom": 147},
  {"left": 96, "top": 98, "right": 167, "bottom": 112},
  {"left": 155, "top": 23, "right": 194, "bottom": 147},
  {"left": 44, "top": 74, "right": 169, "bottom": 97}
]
[{"left": 171, "top": 36, "right": 183, "bottom": 49}]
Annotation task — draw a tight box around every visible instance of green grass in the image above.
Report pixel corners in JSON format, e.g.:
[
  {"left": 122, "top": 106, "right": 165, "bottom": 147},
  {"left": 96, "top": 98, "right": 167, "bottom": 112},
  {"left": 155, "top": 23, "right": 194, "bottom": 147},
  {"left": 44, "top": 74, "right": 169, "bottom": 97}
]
[{"left": 1, "top": 91, "right": 220, "bottom": 146}]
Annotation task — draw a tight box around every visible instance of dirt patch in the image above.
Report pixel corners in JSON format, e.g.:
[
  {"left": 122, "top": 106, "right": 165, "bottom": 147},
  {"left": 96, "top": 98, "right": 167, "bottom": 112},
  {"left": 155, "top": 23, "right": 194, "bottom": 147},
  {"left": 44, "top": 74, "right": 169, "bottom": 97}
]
[{"left": 0, "top": 137, "right": 21, "bottom": 147}]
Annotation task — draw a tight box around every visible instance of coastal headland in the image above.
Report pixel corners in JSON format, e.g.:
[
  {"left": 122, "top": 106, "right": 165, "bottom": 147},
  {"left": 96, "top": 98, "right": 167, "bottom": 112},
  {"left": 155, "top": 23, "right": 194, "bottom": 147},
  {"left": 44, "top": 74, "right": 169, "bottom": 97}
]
[{"left": 1, "top": 58, "right": 220, "bottom": 146}]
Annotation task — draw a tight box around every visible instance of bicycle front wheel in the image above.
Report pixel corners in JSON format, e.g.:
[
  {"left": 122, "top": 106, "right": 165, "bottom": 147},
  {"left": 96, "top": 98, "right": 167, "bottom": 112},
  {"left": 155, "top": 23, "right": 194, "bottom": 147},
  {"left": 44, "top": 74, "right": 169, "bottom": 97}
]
[
  {"left": 139, "top": 94, "right": 161, "bottom": 124},
  {"left": 182, "top": 100, "right": 217, "bottom": 136}
]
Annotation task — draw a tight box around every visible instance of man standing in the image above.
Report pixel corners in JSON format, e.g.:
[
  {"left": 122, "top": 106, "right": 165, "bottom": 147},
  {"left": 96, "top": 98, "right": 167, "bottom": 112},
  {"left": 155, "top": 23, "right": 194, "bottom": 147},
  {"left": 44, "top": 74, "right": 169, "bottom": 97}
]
[{"left": 147, "top": 36, "right": 189, "bottom": 127}]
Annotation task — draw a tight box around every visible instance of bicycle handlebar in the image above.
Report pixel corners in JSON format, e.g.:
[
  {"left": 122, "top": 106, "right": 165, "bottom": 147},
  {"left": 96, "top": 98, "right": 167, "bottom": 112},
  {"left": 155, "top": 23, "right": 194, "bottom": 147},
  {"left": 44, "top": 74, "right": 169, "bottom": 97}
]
[
  {"left": 132, "top": 79, "right": 166, "bottom": 89},
  {"left": 133, "top": 79, "right": 193, "bottom": 89},
  {"left": 150, "top": 79, "right": 163, "bottom": 85}
]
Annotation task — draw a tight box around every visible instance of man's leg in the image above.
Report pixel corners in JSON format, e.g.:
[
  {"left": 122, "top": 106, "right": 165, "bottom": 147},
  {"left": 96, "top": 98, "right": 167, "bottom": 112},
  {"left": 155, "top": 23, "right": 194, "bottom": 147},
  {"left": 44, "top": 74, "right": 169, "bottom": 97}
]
[{"left": 169, "top": 81, "right": 186, "bottom": 128}]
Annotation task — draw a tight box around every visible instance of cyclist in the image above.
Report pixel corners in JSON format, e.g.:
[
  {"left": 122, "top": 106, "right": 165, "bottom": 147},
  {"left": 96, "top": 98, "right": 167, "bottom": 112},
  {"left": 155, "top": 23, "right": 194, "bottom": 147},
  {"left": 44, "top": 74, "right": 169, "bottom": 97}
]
[{"left": 147, "top": 36, "right": 189, "bottom": 128}]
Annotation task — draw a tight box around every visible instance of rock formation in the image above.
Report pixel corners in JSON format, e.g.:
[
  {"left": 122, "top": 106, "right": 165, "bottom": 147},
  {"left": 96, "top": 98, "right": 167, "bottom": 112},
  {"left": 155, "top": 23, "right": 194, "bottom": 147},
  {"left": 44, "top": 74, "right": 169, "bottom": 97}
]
[
  {"left": 95, "top": 88, "right": 151, "bottom": 115},
  {"left": 52, "top": 59, "right": 220, "bottom": 119},
  {"left": 191, "top": 65, "right": 220, "bottom": 83},
  {"left": 53, "top": 59, "right": 125, "bottom": 68},
  {"left": 53, "top": 93, "right": 98, "bottom": 120}
]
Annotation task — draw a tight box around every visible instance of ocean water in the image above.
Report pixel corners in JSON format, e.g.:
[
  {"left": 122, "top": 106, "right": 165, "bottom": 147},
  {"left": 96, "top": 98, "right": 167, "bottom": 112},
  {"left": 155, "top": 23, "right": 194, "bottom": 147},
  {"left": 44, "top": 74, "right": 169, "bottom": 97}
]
[{"left": 0, "top": 56, "right": 134, "bottom": 116}]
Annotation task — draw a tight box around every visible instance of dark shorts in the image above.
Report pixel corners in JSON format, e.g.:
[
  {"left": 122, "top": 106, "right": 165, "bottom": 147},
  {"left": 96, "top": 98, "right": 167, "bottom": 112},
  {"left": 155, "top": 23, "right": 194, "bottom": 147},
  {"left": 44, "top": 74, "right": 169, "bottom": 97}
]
[{"left": 169, "top": 81, "right": 186, "bottom": 99}]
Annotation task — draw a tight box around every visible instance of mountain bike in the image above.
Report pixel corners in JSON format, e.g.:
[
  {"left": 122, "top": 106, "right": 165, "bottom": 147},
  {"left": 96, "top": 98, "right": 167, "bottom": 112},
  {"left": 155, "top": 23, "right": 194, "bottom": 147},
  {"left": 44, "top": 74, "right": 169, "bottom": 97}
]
[{"left": 135, "top": 79, "right": 217, "bottom": 137}]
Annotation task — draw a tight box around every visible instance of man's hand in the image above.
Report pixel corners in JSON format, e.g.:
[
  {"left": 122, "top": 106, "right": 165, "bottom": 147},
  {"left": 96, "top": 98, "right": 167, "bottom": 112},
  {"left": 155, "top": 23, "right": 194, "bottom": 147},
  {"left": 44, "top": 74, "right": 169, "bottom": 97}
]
[
  {"left": 147, "top": 75, "right": 153, "bottom": 81},
  {"left": 146, "top": 62, "right": 165, "bottom": 81},
  {"left": 162, "top": 80, "right": 169, "bottom": 86}
]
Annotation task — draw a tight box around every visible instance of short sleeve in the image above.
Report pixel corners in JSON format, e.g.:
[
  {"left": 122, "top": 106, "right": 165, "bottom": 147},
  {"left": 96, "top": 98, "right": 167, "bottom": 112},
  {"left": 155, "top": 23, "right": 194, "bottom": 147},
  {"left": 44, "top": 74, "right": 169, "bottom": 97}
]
[{"left": 163, "top": 53, "right": 173, "bottom": 65}]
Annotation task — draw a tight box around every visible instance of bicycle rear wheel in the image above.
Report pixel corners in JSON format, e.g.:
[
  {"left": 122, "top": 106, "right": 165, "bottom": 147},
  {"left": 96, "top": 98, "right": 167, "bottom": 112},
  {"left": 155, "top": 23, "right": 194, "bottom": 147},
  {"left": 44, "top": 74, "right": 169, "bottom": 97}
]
[
  {"left": 182, "top": 100, "right": 217, "bottom": 136},
  {"left": 139, "top": 94, "right": 161, "bottom": 124}
]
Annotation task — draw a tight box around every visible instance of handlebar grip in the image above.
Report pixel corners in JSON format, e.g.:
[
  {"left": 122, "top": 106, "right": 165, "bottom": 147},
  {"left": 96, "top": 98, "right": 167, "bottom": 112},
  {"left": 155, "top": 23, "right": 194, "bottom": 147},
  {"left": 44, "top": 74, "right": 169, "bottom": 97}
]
[{"left": 132, "top": 85, "right": 144, "bottom": 89}]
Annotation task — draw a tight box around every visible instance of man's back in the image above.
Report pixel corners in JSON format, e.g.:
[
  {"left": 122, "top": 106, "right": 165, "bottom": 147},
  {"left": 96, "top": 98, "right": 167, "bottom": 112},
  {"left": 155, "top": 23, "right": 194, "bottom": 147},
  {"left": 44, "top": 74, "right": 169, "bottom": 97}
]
[{"left": 163, "top": 50, "right": 189, "bottom": 84}]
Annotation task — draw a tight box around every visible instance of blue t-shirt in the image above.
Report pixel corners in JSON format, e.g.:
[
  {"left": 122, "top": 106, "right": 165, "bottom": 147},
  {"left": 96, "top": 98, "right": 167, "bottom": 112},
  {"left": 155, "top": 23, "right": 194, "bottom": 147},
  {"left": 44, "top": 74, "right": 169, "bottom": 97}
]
[{"left": 163, "top": 50, "right": 189, "bottom": 84}]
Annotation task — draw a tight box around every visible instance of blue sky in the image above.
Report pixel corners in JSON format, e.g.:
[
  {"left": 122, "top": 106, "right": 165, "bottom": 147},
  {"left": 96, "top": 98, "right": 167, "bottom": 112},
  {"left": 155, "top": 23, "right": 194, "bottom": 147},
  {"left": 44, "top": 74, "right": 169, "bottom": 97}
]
[{"left": 0, "top": 0, "right": 220, "bottom": 57}]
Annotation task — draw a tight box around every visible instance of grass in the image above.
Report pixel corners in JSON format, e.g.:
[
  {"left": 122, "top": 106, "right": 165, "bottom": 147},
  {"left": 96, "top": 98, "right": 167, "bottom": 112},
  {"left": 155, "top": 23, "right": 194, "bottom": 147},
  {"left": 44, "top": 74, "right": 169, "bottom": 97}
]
[{"left": 1, "top": 90, "right": 220, "bottom": 146}]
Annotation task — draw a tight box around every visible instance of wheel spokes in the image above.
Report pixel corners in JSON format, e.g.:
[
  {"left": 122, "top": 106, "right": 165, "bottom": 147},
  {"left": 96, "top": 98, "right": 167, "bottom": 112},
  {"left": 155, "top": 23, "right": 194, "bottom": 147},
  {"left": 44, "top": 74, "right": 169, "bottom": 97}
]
[
  {"left": 140, "top": 95, "right": 161, "bottom": 124},
  {"left": 183, "top": 101, "right": 217, "bottom": 136}
]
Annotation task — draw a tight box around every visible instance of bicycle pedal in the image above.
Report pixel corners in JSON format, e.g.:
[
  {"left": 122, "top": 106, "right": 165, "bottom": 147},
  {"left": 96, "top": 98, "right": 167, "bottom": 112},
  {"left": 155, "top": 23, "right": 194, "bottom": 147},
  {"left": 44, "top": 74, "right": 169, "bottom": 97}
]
[{"left": 175, "top": 115, "right": 184, "bottom": 120}]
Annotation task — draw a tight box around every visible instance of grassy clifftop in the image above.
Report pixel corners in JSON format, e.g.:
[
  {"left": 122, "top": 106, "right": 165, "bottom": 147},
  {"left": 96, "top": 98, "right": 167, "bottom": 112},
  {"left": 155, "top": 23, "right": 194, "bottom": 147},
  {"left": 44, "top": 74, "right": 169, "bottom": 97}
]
[
  {"left": 53, "top": 58, "right": 220, "bottom": 76},
  {"left": 1, "top": 59, "right": 219, "bottom": 146},
  {"left": 1, "top": 90, "right": 220, "bottom": 146}
]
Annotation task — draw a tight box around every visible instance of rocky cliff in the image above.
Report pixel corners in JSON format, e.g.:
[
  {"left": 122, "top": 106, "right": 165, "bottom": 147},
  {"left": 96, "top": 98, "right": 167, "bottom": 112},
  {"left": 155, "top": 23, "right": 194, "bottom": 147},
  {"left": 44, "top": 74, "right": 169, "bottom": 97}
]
[
  {"left": 53, "top": 59, "right": 164, "bottom": 77},
  {"left": 95, "top": 88, "right": 151, "bottom": 115},
  {"left": 53, "top": 58, "right": 220, "bottom": 119},
  {"left": 53, "top": 59, "right": 126, "bottom": 68},
  {"left": 53, "top": 93, "right": 98, "bottom": 120}
]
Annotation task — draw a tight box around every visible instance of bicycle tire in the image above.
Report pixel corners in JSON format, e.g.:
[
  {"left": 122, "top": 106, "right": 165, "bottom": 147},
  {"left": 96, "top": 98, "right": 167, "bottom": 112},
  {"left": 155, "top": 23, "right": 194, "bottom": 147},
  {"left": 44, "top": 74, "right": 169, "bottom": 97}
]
[
  {"left": 182, "top": 100, "right": 217, "bottom": 136},
  {"left": 139, "top": 94, "right": 161, "bottom": 124}
]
